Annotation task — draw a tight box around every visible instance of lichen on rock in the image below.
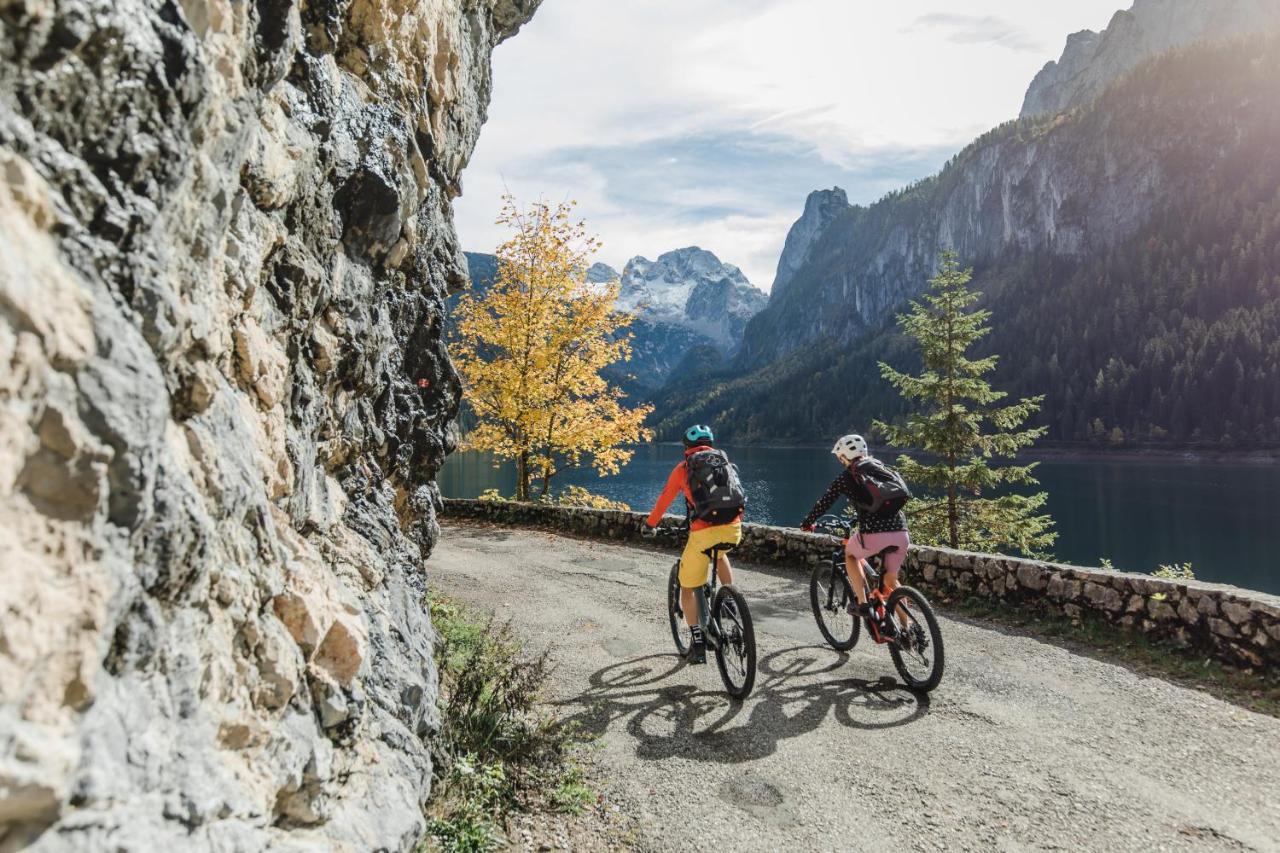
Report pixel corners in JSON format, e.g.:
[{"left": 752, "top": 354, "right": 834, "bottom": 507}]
[{"left": 0, "top": 0, "right": 539, "bottom": 848}]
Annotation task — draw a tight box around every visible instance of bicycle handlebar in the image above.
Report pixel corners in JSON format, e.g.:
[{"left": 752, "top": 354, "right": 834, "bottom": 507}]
[{"left": 811, "top": 514, "right": 851, "bottom": 537}]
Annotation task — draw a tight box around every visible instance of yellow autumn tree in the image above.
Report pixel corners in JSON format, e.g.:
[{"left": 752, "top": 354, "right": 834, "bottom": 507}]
[{"left": 452, "top": 196, "right": 653, "bottom": 501}]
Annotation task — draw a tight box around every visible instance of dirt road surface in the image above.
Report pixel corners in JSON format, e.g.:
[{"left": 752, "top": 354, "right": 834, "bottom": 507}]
[{"left": 429, "top": 522, "right": 1280, "bottom": 852}]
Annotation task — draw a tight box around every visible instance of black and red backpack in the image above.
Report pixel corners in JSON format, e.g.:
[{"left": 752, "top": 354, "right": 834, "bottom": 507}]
[{"left": 852, "top": 457, "right": 912, "bottom": 515}]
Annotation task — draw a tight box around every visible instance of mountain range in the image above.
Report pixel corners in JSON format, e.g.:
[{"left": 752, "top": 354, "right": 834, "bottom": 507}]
[
  {"left": 652, "top": 0, "right": 1280, "bottom": 448},
  {"left": 460, "top": 246, "right": 766, "bottom": 394}
]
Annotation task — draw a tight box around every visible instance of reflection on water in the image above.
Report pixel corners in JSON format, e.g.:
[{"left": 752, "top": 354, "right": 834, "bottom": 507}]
[{"left": 439, "top": 445, "right": 1280, "bottom": 594}]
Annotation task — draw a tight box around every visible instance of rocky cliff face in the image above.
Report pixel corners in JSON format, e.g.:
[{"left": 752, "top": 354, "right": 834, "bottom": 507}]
[
  {"left": 738, "top": 23, "right": 1276, "bottom": 369},
  {"left": 769, "top": 187, "right": 849, "bottom": 300},
  {"left": 0, "top": 0, "right": 538, "bottom": 849},
  {"left": 1020, "top": 0, "right": 1280, "bottom": 118}
]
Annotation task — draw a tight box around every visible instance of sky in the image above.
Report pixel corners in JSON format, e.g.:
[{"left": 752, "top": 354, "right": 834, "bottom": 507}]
[{"left": 454, "top": 0, "right": 1124, "bottom": 290}]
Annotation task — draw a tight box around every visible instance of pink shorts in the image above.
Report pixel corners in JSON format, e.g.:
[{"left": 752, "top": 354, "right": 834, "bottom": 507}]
[{"left": 846, "top": 531, "right": 910, "bottom": 575}]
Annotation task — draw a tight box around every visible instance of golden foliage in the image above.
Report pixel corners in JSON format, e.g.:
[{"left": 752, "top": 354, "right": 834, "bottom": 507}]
[{"left": 452, "top": 197, "right": 653, "bottom": 500}]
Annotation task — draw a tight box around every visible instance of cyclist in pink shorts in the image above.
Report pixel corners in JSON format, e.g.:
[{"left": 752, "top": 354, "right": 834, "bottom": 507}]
[{"left": 800, "top": 434, "right": 912, "bottom": 619}]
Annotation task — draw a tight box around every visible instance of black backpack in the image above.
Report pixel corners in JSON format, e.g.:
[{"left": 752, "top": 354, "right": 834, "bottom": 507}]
[
  {"left": 685, "top": 449, "right": 746, "bottom": 524},
  {"left": 853, "top": 457, "right": 912, "bottom": 515}
]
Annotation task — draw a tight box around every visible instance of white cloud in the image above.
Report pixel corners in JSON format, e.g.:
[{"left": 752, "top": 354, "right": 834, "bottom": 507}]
[{"left": 456, "top": 0, "right": 1122, "bottom": 288}]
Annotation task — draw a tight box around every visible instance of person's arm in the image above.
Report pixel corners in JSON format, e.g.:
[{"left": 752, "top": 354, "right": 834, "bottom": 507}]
[
  {"left": 646, "top": 463, "right": 685, "bottom": 527},
  {"left": 800, "top": 473, "right": 846, "bottom": 530}
]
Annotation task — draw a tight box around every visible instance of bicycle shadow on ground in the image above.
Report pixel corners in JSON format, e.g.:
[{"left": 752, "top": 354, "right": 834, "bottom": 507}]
[{"left": 553, "top": 645, "right": 931, "bottom": 766}]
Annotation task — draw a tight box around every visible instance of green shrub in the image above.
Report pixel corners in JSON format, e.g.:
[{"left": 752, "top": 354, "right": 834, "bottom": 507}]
[
  {"left": 1152, "top": 562, "right": 1196, "bottom": 581},
  {"left": 423, "top": 592, "right": 590, "bottom": 852},
  {"left": 553, "top": 485, "right": 630, "bottom": 511}
]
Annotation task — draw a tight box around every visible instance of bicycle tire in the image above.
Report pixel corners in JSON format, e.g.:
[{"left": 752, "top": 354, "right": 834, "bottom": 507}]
[
  {"left": 809, "top": 560, "right": 860, "bottom": 651},
  {"left": 886, "top": 585, "right": 945, "bottom": 692},
  {"left": 667, "top": 561, "right": 692, "bottom": 656},
  {"left": 712, "top": 585, "right": 756, "bottom": 699}
]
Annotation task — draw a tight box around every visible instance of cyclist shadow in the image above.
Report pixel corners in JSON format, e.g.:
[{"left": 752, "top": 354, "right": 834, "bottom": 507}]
[{"left": 554, "top": 645, "right": 931, "bottom": 766}]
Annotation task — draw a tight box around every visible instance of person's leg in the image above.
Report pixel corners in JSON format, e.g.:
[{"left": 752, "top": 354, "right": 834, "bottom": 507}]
[
  {"left": 678, "top": 542, "right": 711, "bottom": 663},
  {"left": 844, "top": 553, "right": 869, "bottom": 605},
  {"left": 844, "top": 536, "right": 872, "bottom": 607},
  {"left": 879, "top": 533, "right": 911, "bottom": 626},
  {"left": 715, "top": 552, "right": 733, "bottom": 585},
  {"left": 679, "top": 530, "right": 715, "bottom": 628},
  {"left": 680, "top": 586, "right": 699, "bottom": 627}
]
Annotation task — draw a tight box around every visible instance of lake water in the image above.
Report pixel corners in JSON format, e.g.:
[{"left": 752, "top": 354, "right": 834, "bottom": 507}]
[{"left": 439, "top": 445, "right": 1280, "bottom": 595}]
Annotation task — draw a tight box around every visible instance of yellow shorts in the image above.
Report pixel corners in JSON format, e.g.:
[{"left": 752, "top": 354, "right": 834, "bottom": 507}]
[{"left": 679, "top": 522, "right": 742, "bottom": 588}]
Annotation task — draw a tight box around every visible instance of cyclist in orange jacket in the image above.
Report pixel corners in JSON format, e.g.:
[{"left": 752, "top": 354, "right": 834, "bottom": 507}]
[{"left": 644, "top": 425, "right": 744, "bottom": 663}]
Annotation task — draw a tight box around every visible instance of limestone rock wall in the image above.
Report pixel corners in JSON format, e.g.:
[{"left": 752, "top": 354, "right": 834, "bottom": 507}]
[
  {"left": 441, "top": 499, "right": 1280, "bottom": 671},
  {"left": 0, "top": 0, "right": 538, "bottom": 849}
]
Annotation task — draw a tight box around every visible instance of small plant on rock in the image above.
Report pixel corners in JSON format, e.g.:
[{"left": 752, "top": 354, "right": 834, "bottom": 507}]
[
  {"left": 1153, "top": 562, "right": 1196, "bottom": 581},
  {"left": 423, "top": 591, "right": 592, "bottom": 852},
  {"left": 553, "top": 485, "right": 630, "bottom": 512}
]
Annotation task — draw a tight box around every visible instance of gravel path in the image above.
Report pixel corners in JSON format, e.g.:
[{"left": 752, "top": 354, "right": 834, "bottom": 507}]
[{"left": 429, "top": 522, "right": 1280, "bottom": 852}]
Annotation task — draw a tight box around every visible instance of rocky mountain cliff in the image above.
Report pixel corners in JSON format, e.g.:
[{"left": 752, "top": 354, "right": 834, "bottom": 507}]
[
  {"left": 615, "top": 247, "right": 765, "bottom": 391},
  {"left": 657, "top": 33, "right": 1280, "bottom": 446},
  {"left": 618, "top": 247, "right": 766, "bottom": 352},
  {"left": 738, "top": 6, "right": 1280, "bottom": 371},
  {"left": 769, "top": 187, "right": 849, "bottom": 300},
  {"left": 1021, "top": 0, "right": 1280, "bottom": 118},
  {"left": 0, "top": 0, "right": 538, "bottom": 849}
]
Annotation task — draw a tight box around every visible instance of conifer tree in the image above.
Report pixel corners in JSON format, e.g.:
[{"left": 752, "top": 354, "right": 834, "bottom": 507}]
[{"left": 874, "top": 251, "right": 1056, "bottom": 556}]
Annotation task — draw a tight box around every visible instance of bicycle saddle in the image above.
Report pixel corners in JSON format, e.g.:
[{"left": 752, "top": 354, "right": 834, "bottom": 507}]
[
  {"left": 702, "top": 542, "right": 736, "bottom": 557},
  {"left": 871, "top": 545, "right": 900, "bottom": 559}
]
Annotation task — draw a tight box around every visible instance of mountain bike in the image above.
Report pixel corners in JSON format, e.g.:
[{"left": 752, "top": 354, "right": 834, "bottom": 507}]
[
  {"left": 807, "top": 515, "right": 944, "bottom": 692},
  {"left": 660, "top": 526, "right": 757, "bottom": 699}
]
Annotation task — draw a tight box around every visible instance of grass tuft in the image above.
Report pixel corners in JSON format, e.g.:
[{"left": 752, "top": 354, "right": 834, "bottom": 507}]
[{"left": 422, "top": 591, "right": 592, "bottom": 852}]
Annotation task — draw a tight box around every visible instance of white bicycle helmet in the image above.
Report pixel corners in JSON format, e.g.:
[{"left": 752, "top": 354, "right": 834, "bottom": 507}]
[{"left": 832, "top": 434, "right": 868, "bottom": 465}]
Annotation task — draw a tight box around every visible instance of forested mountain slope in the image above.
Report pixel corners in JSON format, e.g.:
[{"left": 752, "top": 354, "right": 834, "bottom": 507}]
[{"left": 654, "top": 36, "right": 1280, "bottom": 447}]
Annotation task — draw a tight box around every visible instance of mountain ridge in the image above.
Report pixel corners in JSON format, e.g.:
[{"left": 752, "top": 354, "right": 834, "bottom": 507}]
[
  {"left": 653, "top": 33, "right": 1280, "bottom": 448},
  {"left": 1021, "top": 0, "right": 1280, "bottom": 118}
]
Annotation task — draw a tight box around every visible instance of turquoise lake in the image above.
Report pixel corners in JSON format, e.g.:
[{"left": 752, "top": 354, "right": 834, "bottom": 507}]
[{"left": 440, "top": 445, "right": 1280, "bottom": 595}]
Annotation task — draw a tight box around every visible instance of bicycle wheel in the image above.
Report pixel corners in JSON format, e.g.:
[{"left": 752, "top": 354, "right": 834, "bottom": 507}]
[
  {"left": 712, "top": 585, "right": 756, "bottom": 699},
  {"left": 886, "top": 585, "right": 945, "bottom": 692},
  {"left": 667, "top": 561, "right": 692, "bottom": 656},
  {"left": 809, "top": 560, "right": 859, "bottom": 651}
]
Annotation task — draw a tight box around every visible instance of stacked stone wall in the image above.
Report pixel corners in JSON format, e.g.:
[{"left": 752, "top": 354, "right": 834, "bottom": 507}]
[{"left": 442, "top": 499, "right": 1280, "bottom": 671}]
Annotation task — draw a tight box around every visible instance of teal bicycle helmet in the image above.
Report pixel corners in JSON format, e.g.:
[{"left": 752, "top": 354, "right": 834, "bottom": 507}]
[{"left": 683, "top": 424, "right": 714, "bottom": 447}]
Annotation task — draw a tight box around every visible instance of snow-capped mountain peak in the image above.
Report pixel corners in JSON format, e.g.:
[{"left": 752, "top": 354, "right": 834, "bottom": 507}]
[{"left": 616, "top": 247, "right": 765, "bottom": 349}]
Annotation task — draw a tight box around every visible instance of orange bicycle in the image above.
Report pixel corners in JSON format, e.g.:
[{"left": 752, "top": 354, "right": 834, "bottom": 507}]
[{"left": 808, "top": 515, "right": 944, "bottom": 692}]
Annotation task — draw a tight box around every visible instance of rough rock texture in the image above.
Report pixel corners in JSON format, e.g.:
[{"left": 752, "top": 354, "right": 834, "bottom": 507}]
[
  {"left": 768, "top": 187, "right": 848, "bottom": 301},
  {"left": 442, "top": 499, "right": 1280, "bottom": 671},
  {"left": 1020, "top": 0, "right": 1280, "bottom": 118},
  {"left": 0, "top": 0, "right": 538, "bottom": 849}
]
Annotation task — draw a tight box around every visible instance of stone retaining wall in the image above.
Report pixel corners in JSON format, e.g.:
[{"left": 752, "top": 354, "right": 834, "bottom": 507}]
[{"left": 441, "top": 499, "right": 1280, "bottom": 671}]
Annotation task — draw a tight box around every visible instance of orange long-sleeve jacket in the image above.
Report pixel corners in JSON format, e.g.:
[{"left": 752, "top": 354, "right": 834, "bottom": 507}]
[{"left": 646, "top": 445, "right": 743, "bottom": 530}]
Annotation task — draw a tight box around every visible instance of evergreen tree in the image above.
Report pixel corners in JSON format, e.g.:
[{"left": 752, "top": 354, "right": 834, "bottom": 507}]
[{"left": 874, "top": 252, "right": 1056, "bottom": 557}]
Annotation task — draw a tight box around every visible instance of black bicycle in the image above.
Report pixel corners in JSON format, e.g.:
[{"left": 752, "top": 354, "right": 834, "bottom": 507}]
[
  {"left": 661, "top": 527, "right": 757, "bottom": 699},
  {"left": 808, "top": 515, "right": 945, "bottom": 692}
]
